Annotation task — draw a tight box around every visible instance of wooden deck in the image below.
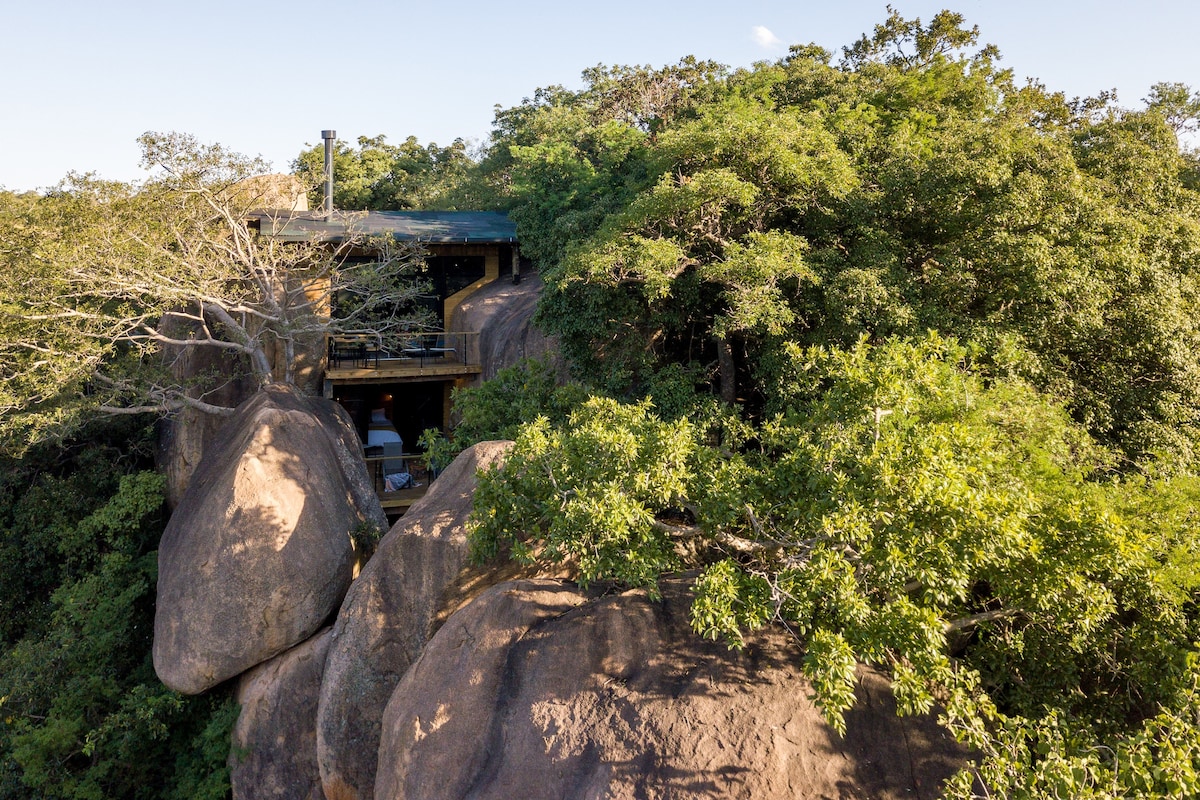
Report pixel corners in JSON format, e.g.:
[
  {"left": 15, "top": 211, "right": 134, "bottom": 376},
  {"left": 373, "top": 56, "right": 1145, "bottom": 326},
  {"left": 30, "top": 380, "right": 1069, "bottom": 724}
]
[
  {"left": 325, "top": 331, "right": 482, "bottom": 391},
  {"left": 364, "top": 455, "right": 434, "bottom": 516},
  {"left": 326, "top": 357, "right": 481, "bottom": 385},
  {"left": 379, "top": 485, "right": 427, "bottom": 512}
]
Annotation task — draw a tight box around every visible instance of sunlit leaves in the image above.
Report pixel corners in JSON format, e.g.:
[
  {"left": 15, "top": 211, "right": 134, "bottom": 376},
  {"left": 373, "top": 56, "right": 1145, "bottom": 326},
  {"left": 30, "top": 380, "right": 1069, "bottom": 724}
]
[
  {"left": 470, "top": 397, "right": 702, "bottom": 592},
  {"left": 293, "top": 133, "right": 473, "bottom": 211},
  {"left": 470, "top": 333, "right": 1200, "bottom": 799}
]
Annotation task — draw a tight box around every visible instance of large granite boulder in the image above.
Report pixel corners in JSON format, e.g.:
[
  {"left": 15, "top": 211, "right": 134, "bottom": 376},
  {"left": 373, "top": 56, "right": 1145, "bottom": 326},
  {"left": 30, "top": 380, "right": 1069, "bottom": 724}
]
[
  {"left": 154, "top": 384, "right": 386, "bottom": 695},
  {"left": 375, "top": 578, "right": 970, "bottom": 800},
  {"left": 155, "top": 321, "right": 257, "bottom": 509},
  {"left": 230, "top": 628, "right": 331, "bottom": 800},
  {"left": 450, "top": 270, "right": 567, "bottom": 384},
  {"left": 316, "top": 440, "right": 541, "bottom": 800}
]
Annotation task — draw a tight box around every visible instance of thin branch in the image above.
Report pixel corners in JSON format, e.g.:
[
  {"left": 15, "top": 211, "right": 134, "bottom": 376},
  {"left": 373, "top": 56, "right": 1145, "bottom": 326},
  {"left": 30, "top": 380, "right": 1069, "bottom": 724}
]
[{"left": 944, "top": 608, "right": 1020, "bottom": 634}]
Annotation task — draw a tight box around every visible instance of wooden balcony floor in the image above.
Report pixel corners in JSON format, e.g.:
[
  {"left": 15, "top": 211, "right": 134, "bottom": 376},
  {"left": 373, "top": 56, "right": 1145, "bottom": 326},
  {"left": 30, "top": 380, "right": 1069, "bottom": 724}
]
[
  {"left": 379, "top": 484, "right": 427, "bottom": 512},
  {"left": 364, "top": 457, "right": 435, "bottom": 516},
  {"left": 326, "top": 356, "right": 481, "bottom": 385}
]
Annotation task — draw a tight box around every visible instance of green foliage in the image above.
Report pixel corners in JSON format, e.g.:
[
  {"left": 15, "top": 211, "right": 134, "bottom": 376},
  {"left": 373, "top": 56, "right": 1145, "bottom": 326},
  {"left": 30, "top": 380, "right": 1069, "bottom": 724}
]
[
  {"left": 349, "top": 520, "right": 386, "bottom": 562},
  {"left": 0, "top": 417, "right": 155, "bottom": 644},
  {"left": 0, "top": 426, "right": 235, "bottom": 799},
  {"left": 163, "top": 695, "right": 239, "bottom": 800},
  {"left": 480, "top": 9, "right": 1200, "bottom": 468},
  {"left": 695, "top": 336, "right": 1172, "bottom": 734},
  {"left": 1144, "top": 81, "right": 1200, "bottom": 138},
  {"left": 461, "top": 16, "right": 1200, "bottom": 795},
  {"left": 416, "top": 427, "right": 455, "bottom": 477},
  {"left": 946, "top": 658, "right": 1200, "bottom": 798},
  {"left": 293, "top": 133, "right": 474, "bottom": 210},
  {"left": 470, "top": 397, "right": 703, "bottom": 591},
  {"left": 446, "top": 359, "right": 588, "bottom": 454},
  {"left": 469, "top": 334, "right": 1200, "bottom": 797}
]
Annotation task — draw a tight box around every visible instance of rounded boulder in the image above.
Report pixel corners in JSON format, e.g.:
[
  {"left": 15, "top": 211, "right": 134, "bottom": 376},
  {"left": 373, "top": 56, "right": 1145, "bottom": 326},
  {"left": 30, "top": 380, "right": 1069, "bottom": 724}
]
[
  {"left": 153, "top": 384, "right": 386, "bottom": 694},
  {"left": 375, "top": 578, "right": 970, "bottom": 800}
]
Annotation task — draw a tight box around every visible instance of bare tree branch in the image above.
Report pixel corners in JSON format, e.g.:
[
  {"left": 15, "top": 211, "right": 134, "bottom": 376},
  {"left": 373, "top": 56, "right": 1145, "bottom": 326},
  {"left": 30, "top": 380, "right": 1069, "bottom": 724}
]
[
  {"left": 944, "top": 608, "right": 1021, "bottom": 634},
  {"left": 0, "top": 132, "right": 430, "bottom": 450}
]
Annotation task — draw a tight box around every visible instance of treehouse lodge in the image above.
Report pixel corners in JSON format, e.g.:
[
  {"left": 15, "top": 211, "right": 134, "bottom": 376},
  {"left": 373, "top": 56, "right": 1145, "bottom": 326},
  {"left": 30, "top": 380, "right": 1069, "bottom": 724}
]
[{"left": 248, "top": 206, "right": 520, "bottom": 514}]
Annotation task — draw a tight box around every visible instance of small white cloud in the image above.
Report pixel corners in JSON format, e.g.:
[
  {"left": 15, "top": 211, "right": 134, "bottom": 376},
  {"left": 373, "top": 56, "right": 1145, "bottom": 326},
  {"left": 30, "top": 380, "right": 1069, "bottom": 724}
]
[{"left": 752, "top": 25, "right": 783, "bottom": 49}]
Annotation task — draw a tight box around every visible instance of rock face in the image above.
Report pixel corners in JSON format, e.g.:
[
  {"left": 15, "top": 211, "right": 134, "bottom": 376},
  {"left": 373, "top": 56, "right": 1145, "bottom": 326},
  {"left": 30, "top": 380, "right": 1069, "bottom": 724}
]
[
  {"left": 316, "top": 441, "right": 517, "bottom": 800},
  {"left": 230, "top": 628, "right": 331, "bottom": 800},
  {"left": 153, "top": 384, "right": 386, "bottom": 695},
  {"left": 155, "top": 322, "right": 258, "bottom": 510},
  {"left": 375, "top": 578, "right": 968, "bottom": 800},
  {"left": 450, "top": 270, "right": 568, "bottom": 384},
  {"left": 151, "top": 382, "right": 970, "bottom": 798}
]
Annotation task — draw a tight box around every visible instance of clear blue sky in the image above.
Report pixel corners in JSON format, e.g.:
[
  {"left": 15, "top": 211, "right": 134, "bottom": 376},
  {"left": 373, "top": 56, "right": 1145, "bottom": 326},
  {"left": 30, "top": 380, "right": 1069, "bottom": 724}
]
[{"left": 1, "top": 1, "right": 1196, "bottom": 192}]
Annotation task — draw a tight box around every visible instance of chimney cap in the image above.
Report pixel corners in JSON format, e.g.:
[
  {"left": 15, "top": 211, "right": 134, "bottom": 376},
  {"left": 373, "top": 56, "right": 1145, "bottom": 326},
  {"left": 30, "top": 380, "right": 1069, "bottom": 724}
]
[{"left": 321, "top": 129, "right": 336, "bottom": 139}]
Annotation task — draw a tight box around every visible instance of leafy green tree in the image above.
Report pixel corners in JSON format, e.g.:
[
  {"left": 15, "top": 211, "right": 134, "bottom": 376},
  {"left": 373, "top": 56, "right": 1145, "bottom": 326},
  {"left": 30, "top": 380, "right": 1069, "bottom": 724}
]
[
  {"left": 470, "top": 334, "right": 1200, "bottom": 797},
  {"left": 466, "top": 11, "right": 1200, "bottom": 795},
  {"left": 293, "top": 134, "right": 473, "bottom": 211},
  {"left": 477, "top": 10, "right": 1200, "bottom": 467},
  {"left": 444, "top": 359, "right": 587, "bottom": 450},
  {"left": 474, "top": 58, "right": 726, "bottom": 267},
  {"left": 1144, "top": 81, "right": 1200, "bottom": 137},
  {"left": 471, "top": 395, "right": 703, "bottom": 589},
  {"left": 0, "top": 424, "right": 235, "bottom": 799}
]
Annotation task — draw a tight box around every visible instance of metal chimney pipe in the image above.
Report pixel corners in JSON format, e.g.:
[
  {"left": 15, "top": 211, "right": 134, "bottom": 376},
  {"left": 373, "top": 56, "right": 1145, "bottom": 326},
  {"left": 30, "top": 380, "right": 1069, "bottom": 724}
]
[{"left": 321, "top": 129, "right": 336, "bottom": 217}]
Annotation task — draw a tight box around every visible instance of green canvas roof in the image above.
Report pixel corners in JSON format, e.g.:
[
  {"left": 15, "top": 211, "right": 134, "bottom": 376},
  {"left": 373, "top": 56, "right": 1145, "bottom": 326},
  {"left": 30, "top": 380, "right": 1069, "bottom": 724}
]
[{"left": 250, "top": 210, "right": 517, "bottom": 244}]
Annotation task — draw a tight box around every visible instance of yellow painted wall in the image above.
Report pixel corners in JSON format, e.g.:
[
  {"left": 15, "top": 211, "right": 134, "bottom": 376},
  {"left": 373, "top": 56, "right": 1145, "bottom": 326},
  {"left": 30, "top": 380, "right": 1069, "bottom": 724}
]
[{"left": 437, "top": 244, "right": 502, "bottom": 331}]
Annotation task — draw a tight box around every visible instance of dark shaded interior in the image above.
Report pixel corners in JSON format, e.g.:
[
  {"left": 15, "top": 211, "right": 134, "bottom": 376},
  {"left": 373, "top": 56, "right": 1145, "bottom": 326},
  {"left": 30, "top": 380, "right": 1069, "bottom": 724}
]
[{"left": 333, "top": 381, "right": 446, "bottom": 451}]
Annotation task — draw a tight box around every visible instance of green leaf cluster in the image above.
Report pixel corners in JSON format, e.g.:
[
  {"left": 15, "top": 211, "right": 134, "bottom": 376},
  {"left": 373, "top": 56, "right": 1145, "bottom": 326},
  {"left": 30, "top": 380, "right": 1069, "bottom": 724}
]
[
  {"left": 0, "top": 426, "right": 235, "bottom": 799},
  {"left": 293, "top": 134, "right": 474, "bottom": 210},
  {"left": 470, "top": 397, "right": 703, "bottom": 591},
  {"left": 448, "top": 359, "right": 588, "bottom": 451},
  {"left": 469, "top": 334, "right": 1200, "bottom": 795}
]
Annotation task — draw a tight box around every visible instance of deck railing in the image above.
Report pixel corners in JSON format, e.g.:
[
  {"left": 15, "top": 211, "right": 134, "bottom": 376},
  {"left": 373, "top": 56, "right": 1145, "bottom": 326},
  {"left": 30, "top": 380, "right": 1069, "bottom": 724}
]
[
  {"left": 327, "top": 331, "right": 480, "bottom": 371},
  {"left": 363, "top": 452, "right": 431, "bottom": 511}
]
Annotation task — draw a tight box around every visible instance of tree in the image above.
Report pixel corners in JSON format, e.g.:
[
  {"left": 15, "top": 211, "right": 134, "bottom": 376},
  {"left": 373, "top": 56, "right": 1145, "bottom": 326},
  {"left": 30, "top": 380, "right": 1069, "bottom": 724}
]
[
  {"left": 470, "top": 335, "right": 1200, "bottom": 797},
  {"left": 292, "top": 133, "right": 474, "bottom": 211},
  {"left": 478, "top": 10, "right": 1200, "bottom": 467},
  {"left": 0, "top": 132, "right": 428, "bottom": 454},
  {"left": 463, "top": 9, "right": 1200, "bottom": 797},
  {"left": 1144, "top": 81, "right": 1200, "bottom": 137},
  {"left": 0, "top": 420, "right": 237, "bottom": 799}
]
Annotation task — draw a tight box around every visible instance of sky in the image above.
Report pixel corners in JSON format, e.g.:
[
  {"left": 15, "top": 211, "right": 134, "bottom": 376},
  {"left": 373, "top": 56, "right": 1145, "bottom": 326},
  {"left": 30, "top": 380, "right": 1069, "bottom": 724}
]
[{"left": 1, "top": 0, "right": 1197, "bottom": 192}]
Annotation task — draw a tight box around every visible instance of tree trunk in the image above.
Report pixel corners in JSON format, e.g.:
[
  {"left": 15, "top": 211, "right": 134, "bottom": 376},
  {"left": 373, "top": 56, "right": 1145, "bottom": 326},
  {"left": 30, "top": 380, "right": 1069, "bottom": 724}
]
[{"left": 716, "top": 335, "right": 736, "bottom": 405}]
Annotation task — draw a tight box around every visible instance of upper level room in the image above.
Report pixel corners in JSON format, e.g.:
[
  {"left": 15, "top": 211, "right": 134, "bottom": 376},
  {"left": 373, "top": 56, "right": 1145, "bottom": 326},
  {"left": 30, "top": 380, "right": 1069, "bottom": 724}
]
[
  {"left": 244, "top": 132, "right": 522, "bottom": 335},
  {"left": 244, "top": 208, "right": 520, "bottom": 329}
]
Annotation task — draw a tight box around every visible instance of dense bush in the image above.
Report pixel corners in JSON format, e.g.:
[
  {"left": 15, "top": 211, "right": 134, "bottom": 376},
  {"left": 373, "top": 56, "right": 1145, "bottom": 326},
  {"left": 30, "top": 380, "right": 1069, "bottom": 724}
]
[
  {"left": 0, "top": 422, "right": 235, "bottom": 799},
  {"left": 463, "top": 9, "right": 1200, "bottom": 797},
  {"left": 470, "top": 336, "right": 1200, "bottom": 796}
]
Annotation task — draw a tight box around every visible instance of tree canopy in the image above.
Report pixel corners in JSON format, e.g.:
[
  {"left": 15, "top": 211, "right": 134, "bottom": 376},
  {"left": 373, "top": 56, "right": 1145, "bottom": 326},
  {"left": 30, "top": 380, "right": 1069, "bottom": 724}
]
[
  {"left": 470, "top": 8, "right": 1200, "bottom": 468},
  {"left": 292, "top": 133, "right": 475, "bottom": 211},
  {"left": 0, "top": 421, "right": 235, "bottom": 799},
  {"left": 453, "top": 9, "right": 1200, "bottom": 797}
]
